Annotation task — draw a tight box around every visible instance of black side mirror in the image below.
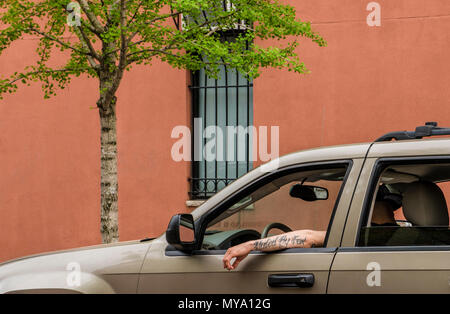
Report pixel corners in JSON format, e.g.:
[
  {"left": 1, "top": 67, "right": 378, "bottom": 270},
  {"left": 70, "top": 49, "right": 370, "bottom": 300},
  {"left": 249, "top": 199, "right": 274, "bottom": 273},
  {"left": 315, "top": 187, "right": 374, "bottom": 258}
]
[
  {"left": 289, "top": 184, "right": 328, "bottom": 201},
  {"left": 166, "top": 214, "right": 197, "bottom": 251}
]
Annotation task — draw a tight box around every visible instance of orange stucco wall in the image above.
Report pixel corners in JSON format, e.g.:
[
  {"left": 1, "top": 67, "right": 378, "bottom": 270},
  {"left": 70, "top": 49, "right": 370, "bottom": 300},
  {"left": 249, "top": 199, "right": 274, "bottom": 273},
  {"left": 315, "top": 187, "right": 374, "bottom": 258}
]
[
  {"left": 0, "top": 43, "right": 191, "bottom": 261},
  {"left": 256, "top": 0, "right": 450, "bottom": 155},
  {"left": 1, "top": 1, "right": 450, "bottom": 262}
]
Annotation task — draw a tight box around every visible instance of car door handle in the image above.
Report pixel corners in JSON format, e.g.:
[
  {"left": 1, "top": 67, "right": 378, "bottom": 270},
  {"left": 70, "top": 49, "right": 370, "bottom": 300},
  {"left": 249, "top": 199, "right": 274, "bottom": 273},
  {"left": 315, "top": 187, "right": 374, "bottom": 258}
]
[{"left": 268, "top": 273, "right": 315, "bottom": 288}]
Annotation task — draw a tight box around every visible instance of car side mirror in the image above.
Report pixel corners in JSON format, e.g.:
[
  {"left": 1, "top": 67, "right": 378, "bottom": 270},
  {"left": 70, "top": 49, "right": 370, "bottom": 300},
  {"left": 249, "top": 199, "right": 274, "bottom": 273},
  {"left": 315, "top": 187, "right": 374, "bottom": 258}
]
[
  {"left": 289, "top": 184, "right": 328, "bottom": 201},
  {"left": 166, "top": 214, "right": 197, "bottom": 251}
]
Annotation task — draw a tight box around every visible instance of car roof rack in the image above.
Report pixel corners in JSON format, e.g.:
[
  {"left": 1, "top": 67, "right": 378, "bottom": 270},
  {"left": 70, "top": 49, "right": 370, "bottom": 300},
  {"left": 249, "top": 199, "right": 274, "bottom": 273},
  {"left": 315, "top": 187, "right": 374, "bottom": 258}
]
[{"left": 375, "top": 122, "right": 450, "bottom": 142}]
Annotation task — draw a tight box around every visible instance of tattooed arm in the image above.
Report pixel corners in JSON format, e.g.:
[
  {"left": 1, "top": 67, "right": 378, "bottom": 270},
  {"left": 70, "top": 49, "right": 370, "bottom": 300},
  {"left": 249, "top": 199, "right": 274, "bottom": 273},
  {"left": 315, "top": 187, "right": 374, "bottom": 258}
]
[{"left": 222, "top": 230, "right": 326, "bottom": 270}]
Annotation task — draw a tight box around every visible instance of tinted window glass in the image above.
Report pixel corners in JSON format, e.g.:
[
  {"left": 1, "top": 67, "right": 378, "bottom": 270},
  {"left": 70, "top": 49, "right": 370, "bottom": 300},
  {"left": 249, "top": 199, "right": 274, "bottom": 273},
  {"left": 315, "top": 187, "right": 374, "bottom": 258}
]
[{"left": 359, "top": 161, "right": 450, "bottom": 247}]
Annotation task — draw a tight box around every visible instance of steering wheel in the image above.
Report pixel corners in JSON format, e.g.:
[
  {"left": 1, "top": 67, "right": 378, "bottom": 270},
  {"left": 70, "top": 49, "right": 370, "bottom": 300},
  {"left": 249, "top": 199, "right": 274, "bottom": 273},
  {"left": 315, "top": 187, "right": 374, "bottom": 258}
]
[{"left": 261, "top": 222, "right": 292, "bottom": 239}]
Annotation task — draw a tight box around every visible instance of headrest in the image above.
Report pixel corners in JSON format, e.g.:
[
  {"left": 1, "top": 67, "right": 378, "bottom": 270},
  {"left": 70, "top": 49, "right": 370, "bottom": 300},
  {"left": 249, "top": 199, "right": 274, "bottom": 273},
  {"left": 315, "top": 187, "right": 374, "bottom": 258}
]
[
  {"left": 402, "top": 181, "right": 449, "bottom": 226},
  {"left": 376, "top": 185, "right": 402, "bottom": 210}
]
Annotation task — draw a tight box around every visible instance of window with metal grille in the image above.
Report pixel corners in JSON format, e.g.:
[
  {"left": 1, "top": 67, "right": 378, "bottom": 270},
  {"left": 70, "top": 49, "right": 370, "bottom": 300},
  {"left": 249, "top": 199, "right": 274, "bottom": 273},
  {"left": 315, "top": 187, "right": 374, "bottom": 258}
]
[{"left": 189, "top": 51, "right": 253, "bottom": 199}]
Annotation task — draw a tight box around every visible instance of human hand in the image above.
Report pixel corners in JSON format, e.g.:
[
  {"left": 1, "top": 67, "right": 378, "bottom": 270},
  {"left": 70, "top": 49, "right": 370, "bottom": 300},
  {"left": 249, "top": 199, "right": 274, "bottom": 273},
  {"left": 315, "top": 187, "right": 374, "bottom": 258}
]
[{"left": 222, "top": 241, "right": 254, "bottom": 270}]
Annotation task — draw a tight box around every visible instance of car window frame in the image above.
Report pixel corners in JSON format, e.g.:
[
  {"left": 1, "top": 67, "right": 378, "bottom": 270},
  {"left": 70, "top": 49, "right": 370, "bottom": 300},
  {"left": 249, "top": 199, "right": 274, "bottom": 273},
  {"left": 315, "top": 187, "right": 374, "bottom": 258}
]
[
  {"left": 355, "top": 155, "right": 450, "bottom": 250},
  {"left": 168, "top": 160, "right": 354, "bottom": 256}
]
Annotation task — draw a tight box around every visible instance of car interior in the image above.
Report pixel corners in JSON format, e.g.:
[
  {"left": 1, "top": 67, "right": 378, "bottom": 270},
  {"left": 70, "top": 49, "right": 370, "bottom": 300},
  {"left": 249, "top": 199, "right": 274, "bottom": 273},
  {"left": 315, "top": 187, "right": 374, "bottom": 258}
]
[
  {"left": 359, "top": 163, "right": 450, "bottom": 246},
  {"left": 198, "top": 162, "right": 450, "bottom": 250},
  {"left": 201, "top": 167, "right": 348, "bottom": 250}
]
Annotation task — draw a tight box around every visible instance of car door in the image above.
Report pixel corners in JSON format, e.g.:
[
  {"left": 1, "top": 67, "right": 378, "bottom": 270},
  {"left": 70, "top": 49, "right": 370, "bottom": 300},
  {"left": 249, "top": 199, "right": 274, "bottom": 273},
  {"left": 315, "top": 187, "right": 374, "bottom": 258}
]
[
  {"left": 328, "top": 156, "right": 450, "bottom": 293},
  {"left": 138, "top": 159, "right": 364, "bottom": 294}
]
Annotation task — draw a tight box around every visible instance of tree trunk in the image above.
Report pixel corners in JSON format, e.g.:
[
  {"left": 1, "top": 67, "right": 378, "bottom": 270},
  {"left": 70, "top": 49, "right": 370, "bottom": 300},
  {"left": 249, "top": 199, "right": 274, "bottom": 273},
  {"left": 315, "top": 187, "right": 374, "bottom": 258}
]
[{"left": 99, "top": 100, "right": 119, "bottom": 243}]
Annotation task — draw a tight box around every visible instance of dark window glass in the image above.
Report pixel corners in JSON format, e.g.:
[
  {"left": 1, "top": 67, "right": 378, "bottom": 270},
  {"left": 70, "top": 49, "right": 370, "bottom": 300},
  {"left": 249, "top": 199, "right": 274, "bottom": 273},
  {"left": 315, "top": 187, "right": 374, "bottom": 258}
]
[{"left": 358, "top": 160, "right": 450, "bottom": 247}]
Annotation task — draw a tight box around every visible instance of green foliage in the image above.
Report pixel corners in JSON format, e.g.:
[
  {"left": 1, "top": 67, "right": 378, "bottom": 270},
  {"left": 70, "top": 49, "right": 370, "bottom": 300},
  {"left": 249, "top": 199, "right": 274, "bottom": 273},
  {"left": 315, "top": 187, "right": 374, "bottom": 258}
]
[{"left": 0, "top": 0, "right": 326, "bottom": 100}]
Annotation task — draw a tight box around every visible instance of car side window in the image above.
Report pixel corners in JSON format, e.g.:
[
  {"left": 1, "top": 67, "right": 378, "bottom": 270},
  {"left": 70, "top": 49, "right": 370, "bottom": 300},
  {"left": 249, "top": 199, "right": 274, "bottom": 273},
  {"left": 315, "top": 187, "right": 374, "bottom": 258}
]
[
  {"left": 358, "top": 160, "right": 450, "bottom": 247},
  {"left": 201, "top": 164, "right": 350, "bottom": 250}
]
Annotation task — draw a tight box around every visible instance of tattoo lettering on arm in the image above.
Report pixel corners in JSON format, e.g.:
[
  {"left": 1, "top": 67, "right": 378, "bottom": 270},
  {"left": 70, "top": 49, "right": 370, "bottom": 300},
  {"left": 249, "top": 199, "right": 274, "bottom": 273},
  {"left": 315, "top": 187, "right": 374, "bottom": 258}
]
[
  {"left": 253, "top": 233, "right": 309, "bottom": 251},
  {"left": 253, "top": 237, "right": 278, "bottom": 250},
  {"left": 223, "top": 231, "right": 324, "bottom": 271},
  {"left": 291, "top": 235, "right": 307, "bottom": 247},
  {"left": 278, "top": 235, "right": 291, "bottom": 248}
]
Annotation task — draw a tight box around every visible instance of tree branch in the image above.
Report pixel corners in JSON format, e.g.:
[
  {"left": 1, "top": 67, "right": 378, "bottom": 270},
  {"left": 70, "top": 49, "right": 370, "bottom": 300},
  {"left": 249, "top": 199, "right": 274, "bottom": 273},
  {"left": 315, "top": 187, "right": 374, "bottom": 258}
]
[
  {"left": 5, "top": 67, "right": 91, "bottom": 86},
  {"left": 28, "top": 27, "right": 91, "bottom": 56},
  {"left": 100, "top": 0, "right": 112, "bottom": 25},
  {"left": 73, "top": 26, "right": 101, "bottom": 70},
  {"left": 187, "top": 10, "right": 238, "bottom": 32},
  {"left": 127, "top": 0, "right": 144, "bottom": 26},
  {"left": 77, "top": 24, "right": 100, "bottom": 59},
  {"left": 127, "top": 11, "right": 183, "bottom": 43},
  {"left": 118, "top": 0, "right": 128, "bottom": 70},
  {"left": 77, "top": 0, "right": 106, "bottom": 33},
  {"left": 60, "top": 3, "right": 102, "bottom": 38},
  {"left": 126, "top": 45, "right": 182, "bottom": 65}
]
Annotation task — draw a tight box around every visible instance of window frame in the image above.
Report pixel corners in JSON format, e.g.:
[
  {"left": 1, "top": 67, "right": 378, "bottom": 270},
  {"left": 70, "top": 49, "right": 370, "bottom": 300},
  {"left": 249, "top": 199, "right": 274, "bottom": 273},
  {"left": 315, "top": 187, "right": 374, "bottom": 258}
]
[
  {"left": 184, "top": 160, "right": 354, "bottom": 254},
  {"left": 189, "top": 30, "right": 254, "bottom": 199},
  {"left": 355, "top": 156, "right": 450, "bottom": 250}
]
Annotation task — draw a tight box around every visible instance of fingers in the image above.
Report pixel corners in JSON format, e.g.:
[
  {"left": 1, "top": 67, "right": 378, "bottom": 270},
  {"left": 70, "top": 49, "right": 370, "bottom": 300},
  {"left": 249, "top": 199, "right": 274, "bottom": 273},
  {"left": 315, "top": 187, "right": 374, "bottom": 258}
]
[
  {"left": 223, "top": 249, "right": 239, "bottom": 270},
  {"left": 231, "top": 256, "right": 244, "bottom": 270},
  {"left": 223, "top": 249, "right": 232, "bottom": 270},
  {"left": 223, "top": 249, "right": 248, "bottom": 271}
]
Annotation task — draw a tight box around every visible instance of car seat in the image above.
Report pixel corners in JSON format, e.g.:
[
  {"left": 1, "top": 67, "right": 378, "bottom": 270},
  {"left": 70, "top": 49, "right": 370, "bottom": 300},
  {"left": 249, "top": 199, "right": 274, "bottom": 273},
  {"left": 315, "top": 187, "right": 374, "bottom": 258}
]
[{"left": 402, "top": 181, "right": 449, "bottom": 226}]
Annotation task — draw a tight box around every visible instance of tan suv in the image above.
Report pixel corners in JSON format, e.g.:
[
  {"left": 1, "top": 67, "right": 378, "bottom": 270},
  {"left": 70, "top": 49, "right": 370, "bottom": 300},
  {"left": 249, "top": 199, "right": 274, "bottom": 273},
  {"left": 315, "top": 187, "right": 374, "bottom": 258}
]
[{"left": 1, "top": 122, "right": 450, "bottom": 294}]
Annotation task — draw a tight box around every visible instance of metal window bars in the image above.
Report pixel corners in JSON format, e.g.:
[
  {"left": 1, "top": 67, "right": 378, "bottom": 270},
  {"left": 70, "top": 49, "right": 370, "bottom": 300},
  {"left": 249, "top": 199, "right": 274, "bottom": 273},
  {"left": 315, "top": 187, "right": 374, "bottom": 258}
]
[
  {"left": 175, "top": 0, "right": 250, "bottom": 32},
  {"left": 189, "top": 51, "right": 253, "bottom": 199}
]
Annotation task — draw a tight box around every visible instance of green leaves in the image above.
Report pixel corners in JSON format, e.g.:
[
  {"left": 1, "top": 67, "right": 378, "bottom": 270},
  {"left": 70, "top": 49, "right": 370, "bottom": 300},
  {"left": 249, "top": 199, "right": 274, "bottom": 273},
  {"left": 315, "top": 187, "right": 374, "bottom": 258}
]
[{"left": 0, "top": 0, "right": 326, "bottom": 100}]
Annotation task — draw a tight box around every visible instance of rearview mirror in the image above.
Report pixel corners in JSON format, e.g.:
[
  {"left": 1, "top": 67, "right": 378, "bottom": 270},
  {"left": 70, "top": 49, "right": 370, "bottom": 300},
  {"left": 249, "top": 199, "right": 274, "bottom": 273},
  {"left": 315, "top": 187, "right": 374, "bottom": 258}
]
[
  {"left": 166, "top": 214, "right": 197, "bottom": 251},
  {"left": 289, "top": 184, "right": 328, "bottom": 201}
]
